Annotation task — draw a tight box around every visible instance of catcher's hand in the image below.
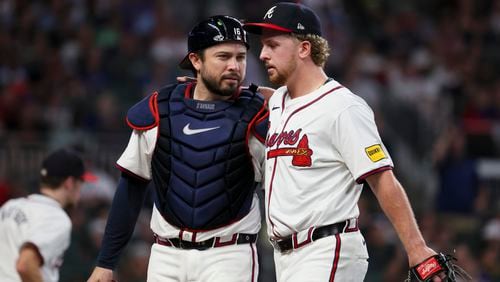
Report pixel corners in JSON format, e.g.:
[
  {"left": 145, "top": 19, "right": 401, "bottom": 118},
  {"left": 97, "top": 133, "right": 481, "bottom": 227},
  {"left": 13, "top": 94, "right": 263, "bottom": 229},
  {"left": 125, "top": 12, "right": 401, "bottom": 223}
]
[{"left": 406, "top": 253, "right": 472, "bottom": 282}]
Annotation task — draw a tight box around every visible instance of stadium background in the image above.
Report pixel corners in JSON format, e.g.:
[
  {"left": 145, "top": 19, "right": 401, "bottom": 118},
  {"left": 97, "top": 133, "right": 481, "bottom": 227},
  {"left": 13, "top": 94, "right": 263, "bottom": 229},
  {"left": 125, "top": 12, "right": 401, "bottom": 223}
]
[{"left": 0, "top": 0, "right": 499, "bottom": 281}]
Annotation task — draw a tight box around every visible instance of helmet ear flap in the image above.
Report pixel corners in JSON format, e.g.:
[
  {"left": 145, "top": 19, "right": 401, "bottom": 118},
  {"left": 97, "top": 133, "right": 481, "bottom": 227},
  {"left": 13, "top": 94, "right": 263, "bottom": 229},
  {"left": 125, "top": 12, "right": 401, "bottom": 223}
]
[{"left": 179, "top": 15, "right": 249, "bottom": 70}]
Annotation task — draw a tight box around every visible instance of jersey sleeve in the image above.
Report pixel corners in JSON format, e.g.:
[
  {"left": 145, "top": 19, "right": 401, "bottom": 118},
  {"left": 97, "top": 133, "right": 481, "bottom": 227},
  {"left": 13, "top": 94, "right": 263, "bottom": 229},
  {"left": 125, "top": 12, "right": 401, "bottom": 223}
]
[
  {"left": 248, "top": 134, "right": 265, "bottom": 182},
  {"left": 26, "top": 213, "right": 71, "bottom": 265},
  {"left": 116, "top": 127, "right": 158, "bottom": 181},
  {"left": 331, "top": 104, "right": 393, "bottom": 183}
]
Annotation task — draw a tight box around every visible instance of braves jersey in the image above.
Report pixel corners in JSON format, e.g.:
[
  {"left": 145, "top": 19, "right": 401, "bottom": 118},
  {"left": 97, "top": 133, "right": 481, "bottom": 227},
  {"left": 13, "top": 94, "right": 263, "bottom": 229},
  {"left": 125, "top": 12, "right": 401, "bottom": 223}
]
[
  {"left": 265, "top": 79, "right": 393, "bottom": 238},
  {"left": 0, "top": 194, "right": 71, "bottom": 282},
  {"left": 117, "top": 83, "right": 267, "bottom": 241}
]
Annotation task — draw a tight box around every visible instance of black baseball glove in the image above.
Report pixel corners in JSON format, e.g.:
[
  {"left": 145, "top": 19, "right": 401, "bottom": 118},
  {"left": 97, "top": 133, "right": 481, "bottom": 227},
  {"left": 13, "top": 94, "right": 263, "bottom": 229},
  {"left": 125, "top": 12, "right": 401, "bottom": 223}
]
[{"left": 406, "top": 253, "right": 472, "bottom": 282}]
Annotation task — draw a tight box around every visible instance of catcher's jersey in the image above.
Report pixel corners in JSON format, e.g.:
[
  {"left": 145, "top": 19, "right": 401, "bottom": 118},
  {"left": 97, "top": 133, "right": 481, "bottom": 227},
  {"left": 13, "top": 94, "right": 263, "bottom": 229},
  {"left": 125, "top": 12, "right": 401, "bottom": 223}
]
[
  {"left": 0, "top": 194, "right": 71, "bottom": 282},
  {"left": 265, "top": 79, "right": 393, "bottom": 238},
  {"left": 117, "top": 126, "right": 265, "bottom": 241}
]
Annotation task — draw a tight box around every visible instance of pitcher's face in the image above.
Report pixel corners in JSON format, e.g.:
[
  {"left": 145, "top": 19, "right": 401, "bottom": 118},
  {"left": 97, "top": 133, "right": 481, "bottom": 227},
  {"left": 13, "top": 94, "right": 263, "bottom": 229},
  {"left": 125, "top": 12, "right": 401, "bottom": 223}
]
[{"left": 259, "top": 31, "right": 300, "bottom": 86}]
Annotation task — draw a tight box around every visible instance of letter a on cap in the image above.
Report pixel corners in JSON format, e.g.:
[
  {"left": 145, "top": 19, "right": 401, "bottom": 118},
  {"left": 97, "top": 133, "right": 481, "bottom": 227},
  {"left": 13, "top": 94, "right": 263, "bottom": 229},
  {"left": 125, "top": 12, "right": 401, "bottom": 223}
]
[{"left": 264, "top": 6, "right": 276, "bottom": 19}]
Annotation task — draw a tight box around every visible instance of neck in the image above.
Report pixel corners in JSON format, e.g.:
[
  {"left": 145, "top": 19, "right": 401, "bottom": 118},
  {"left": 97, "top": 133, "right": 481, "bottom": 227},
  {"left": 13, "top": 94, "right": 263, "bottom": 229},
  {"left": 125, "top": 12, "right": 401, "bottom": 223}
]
[
  {"left": 286, "top": 64, "right": 328, "bottom": 99},
  {"left": 40, "top": 187, "right": 65, "bottom": 208}
]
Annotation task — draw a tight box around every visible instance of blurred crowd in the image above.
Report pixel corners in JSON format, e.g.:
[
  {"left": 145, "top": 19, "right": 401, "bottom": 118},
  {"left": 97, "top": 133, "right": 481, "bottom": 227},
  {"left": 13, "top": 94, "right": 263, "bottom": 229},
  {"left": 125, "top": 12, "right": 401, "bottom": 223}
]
[{"left": 1, "top": 0, "right": 499, "bottom": 281}]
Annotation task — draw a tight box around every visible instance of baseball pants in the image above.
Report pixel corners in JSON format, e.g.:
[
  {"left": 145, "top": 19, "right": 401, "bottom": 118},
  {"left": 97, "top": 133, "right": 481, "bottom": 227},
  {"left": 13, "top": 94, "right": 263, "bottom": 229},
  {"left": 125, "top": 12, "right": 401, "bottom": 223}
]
[
  {"left": 274, "top": 231, "right": 369, "bottom": 282},
  {"left": 147, "top": 242, "right": 258, "bottom": 282}
]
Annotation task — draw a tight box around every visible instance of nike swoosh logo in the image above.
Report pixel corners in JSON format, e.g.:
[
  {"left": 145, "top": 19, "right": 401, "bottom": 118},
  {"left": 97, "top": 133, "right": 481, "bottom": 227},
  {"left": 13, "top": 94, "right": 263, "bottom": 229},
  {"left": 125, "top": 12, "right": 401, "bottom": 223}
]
[
  {"left": 272, "top": 106, "right": 280, "bottom": 111},
  {"left": 182, "top": 123, "right": 221, "bottom": 135}
]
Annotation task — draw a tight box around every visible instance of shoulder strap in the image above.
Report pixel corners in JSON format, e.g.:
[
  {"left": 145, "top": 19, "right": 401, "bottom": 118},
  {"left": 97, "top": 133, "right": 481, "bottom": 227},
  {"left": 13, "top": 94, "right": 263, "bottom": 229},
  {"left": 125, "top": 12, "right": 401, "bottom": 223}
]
[
  {"left": 126, "top": 92, "right": 159, "bottom": 130},
  {"left": 239, "top": 87, "right": 268, "bottom": 143},
  {"left": 126, "top": 83, "right": 179, "bottom": 130}
]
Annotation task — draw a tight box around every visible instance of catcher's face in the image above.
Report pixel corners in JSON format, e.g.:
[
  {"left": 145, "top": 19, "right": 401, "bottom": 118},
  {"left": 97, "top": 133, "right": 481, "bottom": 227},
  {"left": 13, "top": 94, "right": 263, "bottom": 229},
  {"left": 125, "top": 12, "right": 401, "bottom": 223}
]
[
  {"left": 259, "top": 30, "right": 299, "bottom": 86},
  {"left": 192, "top": 42, "right": 247, "bottom": 98}
]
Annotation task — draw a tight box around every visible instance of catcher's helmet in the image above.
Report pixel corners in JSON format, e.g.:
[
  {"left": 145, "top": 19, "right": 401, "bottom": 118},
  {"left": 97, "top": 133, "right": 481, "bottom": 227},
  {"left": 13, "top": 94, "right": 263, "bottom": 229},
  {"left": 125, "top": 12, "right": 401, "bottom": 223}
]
[{"left": 179, "top": 15, "right": 249, "bottom": 70}]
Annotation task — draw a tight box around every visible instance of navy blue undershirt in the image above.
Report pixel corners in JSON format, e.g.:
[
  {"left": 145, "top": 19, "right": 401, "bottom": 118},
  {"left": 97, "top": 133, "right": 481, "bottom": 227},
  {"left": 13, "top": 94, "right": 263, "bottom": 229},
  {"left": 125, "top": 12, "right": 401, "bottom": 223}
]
[{"left": 96, "top": 173, "right": 149, "bottom": 269}]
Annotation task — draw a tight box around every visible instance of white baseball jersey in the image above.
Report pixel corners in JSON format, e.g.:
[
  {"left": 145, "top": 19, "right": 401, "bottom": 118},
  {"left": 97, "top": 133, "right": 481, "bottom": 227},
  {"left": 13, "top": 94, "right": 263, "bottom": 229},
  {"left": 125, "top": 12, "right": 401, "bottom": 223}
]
[
  {"left": 0, "top": 194, "right": 72, "bottom": 282},
  {"left": 265, "top": 79, "right": 393, "bottom": 238},
  {"left": 116, "top": 127, "right": 265, "bottom": 241}
]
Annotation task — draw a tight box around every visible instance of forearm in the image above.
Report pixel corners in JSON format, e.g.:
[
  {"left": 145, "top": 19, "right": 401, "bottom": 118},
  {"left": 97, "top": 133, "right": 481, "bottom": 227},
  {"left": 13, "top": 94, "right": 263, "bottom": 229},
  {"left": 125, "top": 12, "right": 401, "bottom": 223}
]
[
  {"left": 367, "top": 171, "right": 431, "bottom": 265},
  {"left": 19, "top": 271, "right": 43, "bottom": 282},
  {"left": 16, "top": 247, "right": 43, "bottom": 282},
  {"left": 96, "top": 174, "right": 149, "bottom": 269},
  {"left": 18, "top": 268, "right": 43, "bottom": 282}
]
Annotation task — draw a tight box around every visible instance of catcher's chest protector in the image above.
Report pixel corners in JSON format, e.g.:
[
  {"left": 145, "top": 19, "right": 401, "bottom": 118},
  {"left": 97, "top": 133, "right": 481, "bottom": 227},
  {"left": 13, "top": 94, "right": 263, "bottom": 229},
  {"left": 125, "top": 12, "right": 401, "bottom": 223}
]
[{"left": 152, "top": 84, "right": 264, "bottom": 230}]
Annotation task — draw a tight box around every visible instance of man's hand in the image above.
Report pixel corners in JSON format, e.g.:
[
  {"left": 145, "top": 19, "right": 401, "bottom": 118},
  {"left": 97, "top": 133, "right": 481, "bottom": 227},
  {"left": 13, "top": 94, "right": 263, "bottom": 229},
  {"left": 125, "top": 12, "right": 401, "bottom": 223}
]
[
  {"left": 408, "top": 245, "right": 438, "bottom": 269},
  {"left": 408, "top": 247, "right": 446, "bottom": 281},
  {"left": 87, "top": 266, "right": 115, "bottom": 282},
  {"left": 257, "top": 86, "right": 275, "bottom": 101},
  {"left": 407, "top": 252, "right": 472, "bottom": 282},
  {"left": 176, "top": 76, "right": 196, "bottom": 83}
]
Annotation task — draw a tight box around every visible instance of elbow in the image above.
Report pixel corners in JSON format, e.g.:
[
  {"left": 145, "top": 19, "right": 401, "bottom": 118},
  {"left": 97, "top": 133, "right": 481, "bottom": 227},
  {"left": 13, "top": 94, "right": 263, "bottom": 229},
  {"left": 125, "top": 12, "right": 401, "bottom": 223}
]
[
  {"left": 16, "top": 260, "right": 31, "bottom": 277},
  {"left": 16, "top": 243, "right": 43, "bottom": 279}
]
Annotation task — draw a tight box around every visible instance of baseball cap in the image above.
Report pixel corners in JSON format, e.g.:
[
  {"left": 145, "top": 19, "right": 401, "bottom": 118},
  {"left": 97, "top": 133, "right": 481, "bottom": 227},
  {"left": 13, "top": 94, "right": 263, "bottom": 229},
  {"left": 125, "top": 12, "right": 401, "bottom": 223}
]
[
  {"left": 179, "top": 15, "right": 249, "bottom": 70},
  {"left": 40, "top": 149, "right": 98, "bottom": 182},
  {"left": 243, "top": 2, "right": 322, "bottom": 36}
]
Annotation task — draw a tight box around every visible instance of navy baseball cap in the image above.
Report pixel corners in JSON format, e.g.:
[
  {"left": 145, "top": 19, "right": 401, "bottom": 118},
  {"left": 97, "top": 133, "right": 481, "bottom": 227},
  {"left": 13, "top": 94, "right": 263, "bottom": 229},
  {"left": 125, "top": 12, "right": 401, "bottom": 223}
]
[
  {"left": 244, "top": 2, "right": 322, "bottom": 36},
  {"left": 40, "top": 149, "right": 97, "bottom": 182},
  {"left": 179, "top": 15, "right": 249, "bottom": 70}
]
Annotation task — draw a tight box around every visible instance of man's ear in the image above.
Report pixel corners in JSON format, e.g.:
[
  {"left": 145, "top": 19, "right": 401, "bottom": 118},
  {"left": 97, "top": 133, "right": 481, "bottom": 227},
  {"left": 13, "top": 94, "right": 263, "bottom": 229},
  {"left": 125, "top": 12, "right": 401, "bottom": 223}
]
[
  {"left": 189, "top": 53, "right": 202, "bottom": 71},
  {"left": 62, "top": 177, "right": 75, "bottom": 190},
  {"left": 298, "top": 41, "right": 312, "bottom": 59}
]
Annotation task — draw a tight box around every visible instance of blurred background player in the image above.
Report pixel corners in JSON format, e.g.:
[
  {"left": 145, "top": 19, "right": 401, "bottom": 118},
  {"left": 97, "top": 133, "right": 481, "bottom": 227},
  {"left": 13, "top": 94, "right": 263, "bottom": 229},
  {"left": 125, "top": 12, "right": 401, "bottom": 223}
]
[
  {"left": 0, "top": 148, "right": 97, "bottom": 282},
  {"left": 87, "top": 15, "right": 268, "bottom": 282}
]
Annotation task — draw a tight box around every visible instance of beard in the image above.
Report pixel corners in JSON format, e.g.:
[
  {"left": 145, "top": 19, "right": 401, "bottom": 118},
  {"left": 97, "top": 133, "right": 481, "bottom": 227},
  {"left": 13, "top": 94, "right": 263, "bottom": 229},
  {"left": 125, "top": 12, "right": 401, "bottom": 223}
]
[
  {"left": 267, "top": 57, "right": 297, "bottom": 86},
  {"left": 269, "top": 70, "right": 287, "bottom": 86},
  {"left": 200, "top": 69, "right": 241, "bottom": 97}
]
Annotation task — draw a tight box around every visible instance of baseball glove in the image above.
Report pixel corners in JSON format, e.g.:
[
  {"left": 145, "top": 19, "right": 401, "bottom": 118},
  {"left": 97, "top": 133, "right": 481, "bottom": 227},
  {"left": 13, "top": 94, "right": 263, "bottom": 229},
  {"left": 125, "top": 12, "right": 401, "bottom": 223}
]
[{"left": 406, "top": 253, "right": 472, "bottom": 282}]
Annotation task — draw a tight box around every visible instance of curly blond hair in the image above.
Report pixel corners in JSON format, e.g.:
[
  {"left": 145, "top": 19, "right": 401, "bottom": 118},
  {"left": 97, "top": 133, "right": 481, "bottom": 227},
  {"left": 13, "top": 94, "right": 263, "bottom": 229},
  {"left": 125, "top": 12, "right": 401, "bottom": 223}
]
[{"left": 293, "top": 33, "right": 330, "bottom": 67}]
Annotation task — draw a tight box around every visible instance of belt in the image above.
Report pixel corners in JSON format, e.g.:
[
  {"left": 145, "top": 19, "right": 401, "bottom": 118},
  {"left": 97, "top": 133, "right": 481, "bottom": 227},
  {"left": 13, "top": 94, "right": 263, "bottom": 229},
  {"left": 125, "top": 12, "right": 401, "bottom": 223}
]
[
  {"left": 270, "top": 219, "right": 359, "bottom": 253},
  {"left": 154, "top": 233, "right": 257, "bottom": 251}
]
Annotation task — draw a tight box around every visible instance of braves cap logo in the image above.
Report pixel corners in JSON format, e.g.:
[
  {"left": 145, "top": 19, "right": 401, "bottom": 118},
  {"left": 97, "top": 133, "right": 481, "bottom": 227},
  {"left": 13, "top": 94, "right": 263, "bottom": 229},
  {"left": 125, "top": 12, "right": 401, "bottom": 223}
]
[{"left": 264, "top": 6, "right": 276, "bottom": 19}]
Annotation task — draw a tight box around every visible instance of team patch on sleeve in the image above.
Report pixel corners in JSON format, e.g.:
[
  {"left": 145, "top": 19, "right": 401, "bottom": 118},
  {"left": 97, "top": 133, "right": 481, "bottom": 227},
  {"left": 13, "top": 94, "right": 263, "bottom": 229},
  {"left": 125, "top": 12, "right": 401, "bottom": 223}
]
[{"left": 365, "top": 144, "right": 386, "bottom": 162}]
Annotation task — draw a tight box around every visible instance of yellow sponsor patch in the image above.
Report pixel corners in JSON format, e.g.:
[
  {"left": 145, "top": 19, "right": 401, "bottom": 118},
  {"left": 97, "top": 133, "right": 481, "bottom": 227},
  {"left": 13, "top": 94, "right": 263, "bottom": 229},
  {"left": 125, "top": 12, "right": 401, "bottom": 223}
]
[{"left": 365, "top": 144, "right": 386, "bottom": 162}]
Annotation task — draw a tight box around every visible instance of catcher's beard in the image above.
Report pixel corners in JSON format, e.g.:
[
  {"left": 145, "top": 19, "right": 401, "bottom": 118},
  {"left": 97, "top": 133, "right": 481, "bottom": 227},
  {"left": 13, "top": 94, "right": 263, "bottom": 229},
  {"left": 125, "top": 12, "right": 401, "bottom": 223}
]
[{"left": 200, "top": 70, "right": 241, "bottom": 97}]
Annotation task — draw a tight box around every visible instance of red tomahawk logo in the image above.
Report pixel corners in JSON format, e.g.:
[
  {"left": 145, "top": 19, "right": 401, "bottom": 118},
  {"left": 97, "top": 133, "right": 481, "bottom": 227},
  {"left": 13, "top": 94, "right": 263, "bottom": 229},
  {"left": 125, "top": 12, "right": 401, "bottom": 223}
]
[{"left": 267, "top": 135, "right": 313, "bottom": 167}]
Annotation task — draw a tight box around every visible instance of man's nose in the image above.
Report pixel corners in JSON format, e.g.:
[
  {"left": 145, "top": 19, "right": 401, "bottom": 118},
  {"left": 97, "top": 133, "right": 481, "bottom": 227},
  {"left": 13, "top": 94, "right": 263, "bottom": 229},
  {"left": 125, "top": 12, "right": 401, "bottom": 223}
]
[
  {"left": 259, "top": 47, "right": 268, "bottom": 62},
  {"left": 227, "top": 57, "right": 240, "bottom": 70}
]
